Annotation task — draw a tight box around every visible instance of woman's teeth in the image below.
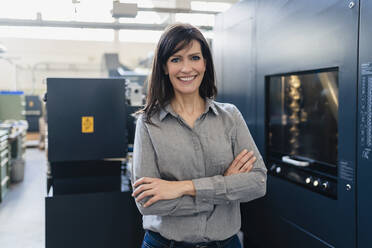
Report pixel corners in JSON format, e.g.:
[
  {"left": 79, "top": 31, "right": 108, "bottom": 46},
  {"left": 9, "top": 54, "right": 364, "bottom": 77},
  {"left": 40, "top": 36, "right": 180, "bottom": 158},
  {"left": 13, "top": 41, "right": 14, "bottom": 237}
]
[{"left": 179, "top": 76, "right": 196, "bottom": 82}]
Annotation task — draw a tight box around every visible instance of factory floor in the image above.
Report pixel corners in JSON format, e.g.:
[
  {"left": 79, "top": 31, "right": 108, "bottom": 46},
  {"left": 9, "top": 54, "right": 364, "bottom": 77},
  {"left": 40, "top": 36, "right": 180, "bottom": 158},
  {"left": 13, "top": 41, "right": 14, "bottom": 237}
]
[{"left": 0, "top": 148, "right": 46, "bottom": 248}]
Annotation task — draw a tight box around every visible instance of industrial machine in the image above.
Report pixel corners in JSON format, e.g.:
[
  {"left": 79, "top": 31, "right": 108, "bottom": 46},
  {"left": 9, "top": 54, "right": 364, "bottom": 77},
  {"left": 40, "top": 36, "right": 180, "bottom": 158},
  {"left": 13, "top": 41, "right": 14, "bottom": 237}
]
[
  {"left": 102, "top": 52, "right": 146, "bottom": 146},
  {"left": 214, "top": 0, "right": 371, "bottom": 247},
  {"left": 0, "top": 120, "right": 28, "bottom": 201},
  {"left": 7, "top": 120, "right": 27, "bottom": 183},
  {"left": 45, "top": 78, "right": 143, "bottom": 248},
  {"left": 25, "top": 95, "right": 42, "bottom": 132},
  {"left": 0, "top": 92, "right": 29, "bottom": 183},
  {"left": 0, "top": 128, "right": 10, "bottom": 202},
  {"left": 102, "top": 53, "right": 147, "bottom": 87},
  {"left": 0, "top": 91, "right": 26, "bottom": 121}
]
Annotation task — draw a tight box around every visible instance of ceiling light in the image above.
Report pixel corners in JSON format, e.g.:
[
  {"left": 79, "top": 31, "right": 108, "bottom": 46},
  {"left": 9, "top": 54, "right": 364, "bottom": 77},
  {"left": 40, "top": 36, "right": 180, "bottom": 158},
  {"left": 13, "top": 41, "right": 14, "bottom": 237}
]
[{"left": 112, "top": 1, "right": 138, "bottom": 18}]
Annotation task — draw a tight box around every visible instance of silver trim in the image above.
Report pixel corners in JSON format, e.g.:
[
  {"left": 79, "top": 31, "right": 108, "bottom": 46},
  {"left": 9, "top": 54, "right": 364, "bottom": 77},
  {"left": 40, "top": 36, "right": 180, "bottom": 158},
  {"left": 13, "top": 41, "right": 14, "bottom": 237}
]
[{"left": 282, "top": 156, "right": 310, "bottom": 167}]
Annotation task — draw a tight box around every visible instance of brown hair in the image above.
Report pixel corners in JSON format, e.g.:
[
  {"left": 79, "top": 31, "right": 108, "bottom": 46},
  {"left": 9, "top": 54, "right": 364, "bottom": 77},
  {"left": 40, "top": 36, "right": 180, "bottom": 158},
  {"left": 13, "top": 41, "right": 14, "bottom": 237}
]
[{"left": 140, "top": 23, "right": 217, "bottom": 124}]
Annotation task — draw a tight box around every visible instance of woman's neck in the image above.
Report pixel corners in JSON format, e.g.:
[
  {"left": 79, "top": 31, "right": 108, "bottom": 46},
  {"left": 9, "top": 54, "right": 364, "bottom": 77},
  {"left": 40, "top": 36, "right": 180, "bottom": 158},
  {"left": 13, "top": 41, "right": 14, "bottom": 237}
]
[{"left": 171, "top": 93, "right": 205, "bottom": 116}]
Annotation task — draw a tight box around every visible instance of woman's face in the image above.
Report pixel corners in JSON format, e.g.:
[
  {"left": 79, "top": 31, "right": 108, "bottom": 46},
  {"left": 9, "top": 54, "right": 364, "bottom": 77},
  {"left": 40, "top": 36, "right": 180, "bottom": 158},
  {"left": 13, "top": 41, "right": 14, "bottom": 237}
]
[{"left": 164, "top": 40, "right": 206, "bottom": 97}]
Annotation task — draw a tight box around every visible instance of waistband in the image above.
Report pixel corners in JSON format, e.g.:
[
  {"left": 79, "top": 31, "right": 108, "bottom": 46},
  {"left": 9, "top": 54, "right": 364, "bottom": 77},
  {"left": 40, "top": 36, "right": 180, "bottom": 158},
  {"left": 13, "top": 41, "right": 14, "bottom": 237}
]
[{"left": 145, "top": 230, "right": 237, "bottom": 248}]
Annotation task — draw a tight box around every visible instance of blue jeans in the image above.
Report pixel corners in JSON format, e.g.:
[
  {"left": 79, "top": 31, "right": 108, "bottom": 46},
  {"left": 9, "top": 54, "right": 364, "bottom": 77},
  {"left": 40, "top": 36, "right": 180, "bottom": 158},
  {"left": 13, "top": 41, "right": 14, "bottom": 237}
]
[{"left": 142, "top": 230, "right": 242, "bottom": 248}]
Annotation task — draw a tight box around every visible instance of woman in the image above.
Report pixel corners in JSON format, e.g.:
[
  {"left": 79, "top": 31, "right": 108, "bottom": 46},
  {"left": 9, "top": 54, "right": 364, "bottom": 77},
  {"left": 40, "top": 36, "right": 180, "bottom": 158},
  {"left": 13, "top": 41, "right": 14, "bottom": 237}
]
[{"left": 131, "top": 23, "right": 267, "bottom": 248}]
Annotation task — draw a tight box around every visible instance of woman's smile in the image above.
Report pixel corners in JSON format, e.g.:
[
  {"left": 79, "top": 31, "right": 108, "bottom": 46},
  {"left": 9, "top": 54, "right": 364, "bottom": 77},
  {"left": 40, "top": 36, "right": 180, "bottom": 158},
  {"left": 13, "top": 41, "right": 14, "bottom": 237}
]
[
  {"left": 178, "top": 75, "right": 197, "bottom": 82},
  {"left": 176, "top": 75, "right": 199, "bottom": 86}
]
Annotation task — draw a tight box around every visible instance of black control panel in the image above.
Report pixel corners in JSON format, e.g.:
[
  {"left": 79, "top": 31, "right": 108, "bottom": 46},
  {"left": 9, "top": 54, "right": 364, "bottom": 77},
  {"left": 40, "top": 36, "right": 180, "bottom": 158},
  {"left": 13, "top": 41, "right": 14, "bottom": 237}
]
[{"left": 268, "top": 160, "right": 337, "bottom": 199}]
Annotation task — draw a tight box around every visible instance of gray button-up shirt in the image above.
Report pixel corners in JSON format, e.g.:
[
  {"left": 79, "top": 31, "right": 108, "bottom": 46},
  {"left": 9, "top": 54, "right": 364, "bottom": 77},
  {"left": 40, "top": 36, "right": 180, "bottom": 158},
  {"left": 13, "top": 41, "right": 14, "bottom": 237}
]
[{"left": 131, "top": 99, "right": 267, "bottom": 243}]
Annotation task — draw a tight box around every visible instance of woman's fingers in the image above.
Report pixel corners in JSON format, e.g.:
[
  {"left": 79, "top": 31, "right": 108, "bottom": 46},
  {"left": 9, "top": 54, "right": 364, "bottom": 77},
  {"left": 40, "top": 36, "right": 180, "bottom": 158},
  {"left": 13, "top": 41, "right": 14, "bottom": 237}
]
[
  {"left": 143, "top": 195, "right": 161, "bottom": 208},
  {"left": 135, "top": 189, "right": 155, "bottom": 202},
  {"left": 224, "top": 150, "right": 257, "bottom": 176},
  {"left": 132, "top": 183, "right": 152, "bottom": 198},
  {"left": 230, "top": 149, "right": 248, "bottom": 168},
  {"left": 240, "top": 155, "right": 257, "bottom": 172},
  {"left": 235, "top": 151, "right": 254, "bottom": 170},
  {"left": 133, "top": 177, "right": 152, "bottom": 188}
]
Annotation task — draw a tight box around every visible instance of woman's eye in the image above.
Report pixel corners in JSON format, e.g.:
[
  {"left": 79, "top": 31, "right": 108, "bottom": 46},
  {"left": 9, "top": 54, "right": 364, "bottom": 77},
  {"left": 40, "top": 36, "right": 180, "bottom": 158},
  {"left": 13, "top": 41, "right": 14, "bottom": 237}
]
[
  {"left": 170, "top": 57, "right": 180, "bottom": 63},
  {"left": 191, "top": 55, "right": 200, "bottom": 61}
]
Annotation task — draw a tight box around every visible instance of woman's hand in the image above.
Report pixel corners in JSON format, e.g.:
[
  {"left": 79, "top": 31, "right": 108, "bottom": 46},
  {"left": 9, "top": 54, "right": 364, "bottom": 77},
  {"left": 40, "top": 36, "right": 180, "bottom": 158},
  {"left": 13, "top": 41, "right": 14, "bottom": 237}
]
[
  {"left": 132, "top": 177, "right": 195, "bottom": 208},
  {"left": 224, "top": 149, "right": 256, "bottom": 176}
]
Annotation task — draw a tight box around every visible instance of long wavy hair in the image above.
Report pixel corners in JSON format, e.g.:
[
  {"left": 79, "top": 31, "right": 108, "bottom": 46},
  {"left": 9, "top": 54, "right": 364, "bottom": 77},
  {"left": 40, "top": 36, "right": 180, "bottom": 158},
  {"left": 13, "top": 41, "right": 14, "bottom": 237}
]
[{"left": 140, "top": 23, "right": 217, "bottom": 125}]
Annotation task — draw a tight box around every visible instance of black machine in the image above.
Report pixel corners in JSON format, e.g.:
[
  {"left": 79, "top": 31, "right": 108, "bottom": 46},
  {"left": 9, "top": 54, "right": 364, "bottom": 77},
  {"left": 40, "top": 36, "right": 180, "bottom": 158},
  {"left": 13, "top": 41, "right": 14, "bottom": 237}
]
[
  {"left": 45, "top": 78, "right": 143, "bottom": 248},
  {"left": 214, "top": 0, "right": 371, "bottom": 247},
  {"left": 25, "top": 95, "right": 42, "bottom": 132},
  {"left": 47, "top": 78, "right": 127, "bottom": 195}
]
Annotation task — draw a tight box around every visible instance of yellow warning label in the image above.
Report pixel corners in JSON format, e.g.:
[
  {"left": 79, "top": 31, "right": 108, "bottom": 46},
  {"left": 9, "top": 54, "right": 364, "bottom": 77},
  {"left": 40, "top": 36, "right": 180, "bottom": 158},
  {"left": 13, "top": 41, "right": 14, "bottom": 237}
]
[{"left": 81, "top": 116, "right": 94, "bottom": 133}]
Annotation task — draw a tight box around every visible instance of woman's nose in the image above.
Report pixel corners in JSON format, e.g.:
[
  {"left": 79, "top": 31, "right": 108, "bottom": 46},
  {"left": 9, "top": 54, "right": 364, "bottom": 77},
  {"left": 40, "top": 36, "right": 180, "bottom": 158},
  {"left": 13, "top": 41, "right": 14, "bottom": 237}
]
[{"left": 180, "top": 61, "right": 192, "bottom": 73}]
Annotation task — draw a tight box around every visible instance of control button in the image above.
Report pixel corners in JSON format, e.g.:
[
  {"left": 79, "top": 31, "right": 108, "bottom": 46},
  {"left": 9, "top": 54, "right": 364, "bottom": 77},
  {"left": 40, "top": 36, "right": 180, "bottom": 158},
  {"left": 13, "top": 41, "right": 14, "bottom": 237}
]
[
  {"left": 322, "top": 181, "right": 329, "bottom": 189},
  {"left": 305, "top": 177, "right": 312, "bottom": 184},
  {"left": 346, "top": 184, "right": 352, "bottom": 191},
  {"left": 275, "top": 167, "right": 281, "bottom": 174},
  {"left": 313, "top": 179, "right": 320, "bottom": 187}
]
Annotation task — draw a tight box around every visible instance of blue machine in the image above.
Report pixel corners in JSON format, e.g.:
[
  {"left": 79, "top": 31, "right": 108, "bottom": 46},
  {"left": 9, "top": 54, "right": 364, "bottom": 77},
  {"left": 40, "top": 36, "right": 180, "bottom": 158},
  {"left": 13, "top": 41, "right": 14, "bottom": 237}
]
[{"left": 214, "top": 1, "right": 371, "bottom": 247}]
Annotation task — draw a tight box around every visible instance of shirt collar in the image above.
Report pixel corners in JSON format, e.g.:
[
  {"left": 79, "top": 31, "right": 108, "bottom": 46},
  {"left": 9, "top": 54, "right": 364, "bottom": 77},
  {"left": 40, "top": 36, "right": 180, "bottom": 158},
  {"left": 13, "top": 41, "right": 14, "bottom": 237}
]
[{"left": 159, "top": 98, "right": 218, "bottom": 122}]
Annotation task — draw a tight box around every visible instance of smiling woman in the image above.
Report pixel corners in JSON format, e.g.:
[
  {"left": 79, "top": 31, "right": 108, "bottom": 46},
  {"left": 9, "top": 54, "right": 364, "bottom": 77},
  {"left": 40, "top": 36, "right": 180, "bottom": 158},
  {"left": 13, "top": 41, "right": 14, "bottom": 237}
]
[
  {"left": 131, "top": 23, "right": 267, "bottom": 248},
  {"left": 141, "top": 23, "right": 217, "bottom": 126},
  {"left": 165, "top": 40, "right": 206, "bottom": 101}
]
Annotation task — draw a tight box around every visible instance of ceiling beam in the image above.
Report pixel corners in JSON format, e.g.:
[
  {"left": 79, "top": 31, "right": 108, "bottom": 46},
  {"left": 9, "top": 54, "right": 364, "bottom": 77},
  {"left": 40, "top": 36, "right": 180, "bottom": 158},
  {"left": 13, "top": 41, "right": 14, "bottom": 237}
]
[
  {"left": 137, "top": 7, "right": 219, "bottom": 15},
  {"left": 0, "top": 18, "right": 213, "bottom": 31}
]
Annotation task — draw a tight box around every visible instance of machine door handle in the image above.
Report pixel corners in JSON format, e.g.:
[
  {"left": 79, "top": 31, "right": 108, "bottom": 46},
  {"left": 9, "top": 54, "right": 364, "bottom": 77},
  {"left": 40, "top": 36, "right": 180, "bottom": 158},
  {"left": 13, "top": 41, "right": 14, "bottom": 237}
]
[{"left": 282, "top": 156, "right": 310, "bottom": 167}]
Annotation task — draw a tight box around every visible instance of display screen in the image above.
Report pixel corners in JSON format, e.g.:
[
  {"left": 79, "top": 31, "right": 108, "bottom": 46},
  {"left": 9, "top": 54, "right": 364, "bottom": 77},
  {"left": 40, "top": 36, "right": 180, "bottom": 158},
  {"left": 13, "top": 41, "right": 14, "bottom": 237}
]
[{"left": 266, "top": 69, "right": 338, "bottom": 167}]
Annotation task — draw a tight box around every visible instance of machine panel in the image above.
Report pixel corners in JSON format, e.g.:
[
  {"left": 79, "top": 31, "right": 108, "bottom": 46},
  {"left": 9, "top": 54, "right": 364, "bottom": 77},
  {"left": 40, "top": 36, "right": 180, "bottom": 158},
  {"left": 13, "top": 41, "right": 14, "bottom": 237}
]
[
  {"left": 215, "top": 0, "right": 359, "bottom": 247},
  {"left": 47, "top": 78, "right": 127, "bottom": 162},
  {"left": 358, "top": 1, "right": 372, "bottom": 247}
]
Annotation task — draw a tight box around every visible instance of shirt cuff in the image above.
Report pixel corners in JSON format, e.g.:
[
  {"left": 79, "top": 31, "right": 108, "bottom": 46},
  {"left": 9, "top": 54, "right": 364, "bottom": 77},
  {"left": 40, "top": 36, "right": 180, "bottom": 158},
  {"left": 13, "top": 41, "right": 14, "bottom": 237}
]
[{"left": 192, "top": 175, "right": 227, "bottom": 202}]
